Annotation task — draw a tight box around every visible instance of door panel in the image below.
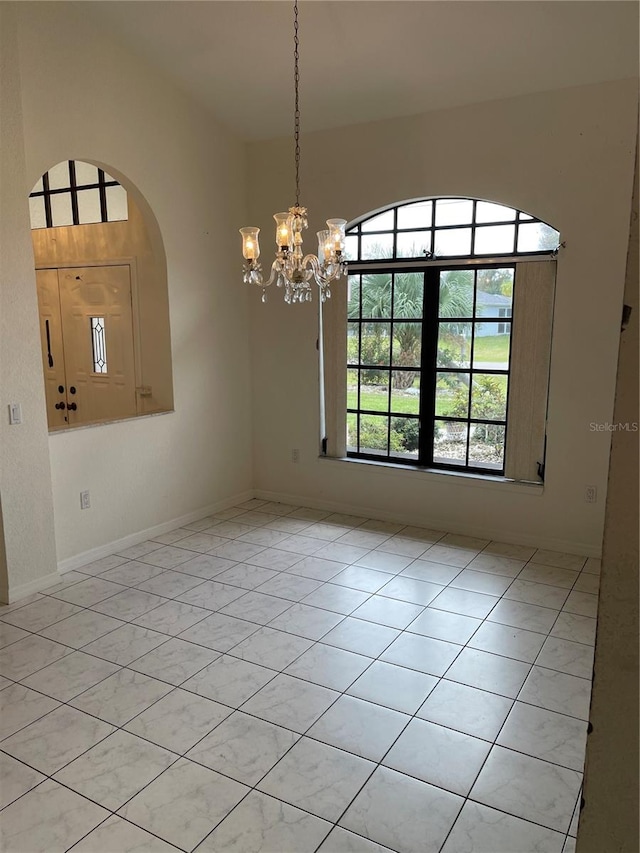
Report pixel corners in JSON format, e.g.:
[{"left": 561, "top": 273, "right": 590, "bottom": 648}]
[
  {"left": 58, "top": 265, "right": 137, "bottom": 425},
  {"left": 36, "top": 269, "right": 68, "bottom": 428}
]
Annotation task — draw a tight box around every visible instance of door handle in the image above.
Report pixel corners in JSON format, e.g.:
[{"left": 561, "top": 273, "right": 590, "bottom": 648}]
[
  {"left": 69, "top": 386, "right": 76, "bottom": 394},
  {"left": 55, "top": 402, "right": 66, "bottom": 410},
  {"left": 68, "top": 402, "right": 77, "bottom": 411}
]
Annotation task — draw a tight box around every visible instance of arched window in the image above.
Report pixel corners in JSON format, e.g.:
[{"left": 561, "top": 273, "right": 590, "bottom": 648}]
[
  {"left": 30, "top": 160, "right": 173, "bottom": 430},
  {"left": 325, "top": 197, "right": 560, "bottom": 481}
]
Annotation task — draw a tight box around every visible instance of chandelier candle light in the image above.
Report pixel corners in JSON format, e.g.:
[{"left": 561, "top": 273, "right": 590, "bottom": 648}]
[{"left": 240, "top": 0, "right": 347, "bottom": 304}]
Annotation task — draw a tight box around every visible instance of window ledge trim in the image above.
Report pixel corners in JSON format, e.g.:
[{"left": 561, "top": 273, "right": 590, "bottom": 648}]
[{"left": 319, "top": 454, "right": 544, "bottom": 495}]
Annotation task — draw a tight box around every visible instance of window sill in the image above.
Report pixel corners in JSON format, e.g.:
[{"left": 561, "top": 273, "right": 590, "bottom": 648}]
[
  {"left": 319, "top": 454, "right": 544, "bottom": 495},
  {"left": 48, "top": 408, "right": 174, "bottom": 434}
]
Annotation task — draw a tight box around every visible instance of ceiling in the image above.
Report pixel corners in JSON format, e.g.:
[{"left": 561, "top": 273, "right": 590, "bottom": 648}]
[{"left": 84, "top": 1, "right": 638, "bottom": 140}]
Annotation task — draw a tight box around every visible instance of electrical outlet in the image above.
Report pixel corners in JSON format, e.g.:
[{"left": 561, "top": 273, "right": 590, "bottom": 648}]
[
  {"left": 585, "top": 485, "right": 597, "bottom": 503},
  {"left": 292, "top": 448, "right": 300, "bottom": 463},
  {"left": 80, "top": 490, "right": 91, "bottom": 510}
]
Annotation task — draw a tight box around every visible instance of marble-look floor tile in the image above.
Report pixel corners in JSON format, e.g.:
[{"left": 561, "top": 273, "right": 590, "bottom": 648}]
[
  {"left": 304, "top": 523, "right": 352, "bottom": 542},
  {"left": 441, "top": 800, "right": 565, "bottom": 852},
  {"left": 134, "top": 600, "right": 211, "bottom": 635},
  {"left": 40, "top": 610, "right": 125, "bottom": 648},
  {"left": 183, "top": 655, "right": 276, "bottom": 707},
  {"left": 285, "top": 555, "right": 346, "bottom": 582},
  {"left": 265, "top": 515, "right": 314, "bottom": 534},
  {"left": 71, "top": 668, "right": 173, "bottom": 726},
  {"left": 380, "top": 632, "right": 461, "bottom": 676},
  {"left": 0, "top": 634, "right": 72, "bottom": 680},
  {"left": 504, "top": 579, "right": 569, "bottom": 610},
  {"left": 399, "top": 559, "right": 462, "bottom": 585},
  {"left": 178, "top": 532, "right": 229, "bottom": 553},
  {"left": 430, "top": 586, "right": 499, "bottom": 619},
  {"left": 1, "top": 596, "right": 81, "bottom": 632},
  {"left": 188, "top": 711, "right": 299, "bottom": 785},
  {"left": 582, "top": 557, "right": 601, "bottom": 575},
  {"left": 536, "top": 636, "right": 594, "bottom": 679},
  {"left": 207, "top": 520, "right": 255, "bottom": 539},
  {"left": 2, "top": 704, "right": 114, "bottom": 775},
  {"left": 469, "top": 621, "right": 546, "bottom": 663},
  {"left": 378, "top": 575, "right": 443, "bottom": 606},
  {"left": 450, "top": 569, "right": 513, "bottom": 596},
  {"left": 340, "top": 765, "right": 463, "bottom": 853},
  {"left": 518, "top": 666, "right": 592, "bottom": 720},
  {"left": 254, "top": 573, "right": 323, "bottom": 602},
  {"left": 318, "top": 826, "right": 396, "bottom": 852},
  {"left": 245, "top": 547, "right": 305, "bottom": 571},
  {"left": 470, "top": 744, "right": 582, "bottom": 833},
  {"left": 220, "top": 590, "right": 293, "bottom": 624},
  {"left": 313, "top": 542, "right": 371, "bottom": 565},
  {"left": 384, "top": 717, "right": 490, "bottom": 796},
  {"left": 550, "top": 613, "right": 597, "bottom": 645},
  {"left": 441, "top": 533, "right": 489, "bottom": 551},
  {"left": 355, "top": 550, "right": 413, "bottom": 573},
  {"left": 230, "top": 626, "right": 313, "bottom": 670},
  {"left": 518, "top": 564, "right": 579, "bottom": 590},
  {"left": 321, "top": 617, "right": 399, "bottom": 657},
  {"left": 302, "top": 584, "right": 371, "bottom": 614},
  {"left": 116, "top": 541, "right": 164, "bottom": 560},
  {"left": 351, "top": 595, "right": 423, "bottom": 629},
  {"left": 376, "top": 537, "right": 431, "bottom": 559},
  {"left": 445, "top": 647, "right": 531, "bottom": 698},
  {"left": 119, "top": 758, "right": 248, "bottom": 851},
  {"left": 0, "top": 752, "right": 46, "bottom": 809},
  {"left": 417, "top": 679, "right": 512, "bottom": 741},
  {"left": 285, "top": 643, "right": 371, "bottom": 691},
  {"left": 174, "top": 554, "right": 236, "bottom": 581},
  {"left": 336, "top": 529, "right": 389, "bottom": 550},
  {"left": 408, "top": 608, "right": 481, "bottom": 644},
  {"left": 331, "top": 566, "right": 394, "bottom": 594},
  {"left": 54, "top": 729, "right": 176, "bottom": 810},
  {"left": 276, "top": 535, "right": 327, "bottom": 557},
  {"left": 213, "top": 563, "right": 278, "bottom": 589},
  {"left": 482, "top": 541, "right": 537, "bottom": 561},
  {"left": 0, "top": 778, "right": 109, "bottom": 853},
  {"left": 0, "top": 621, "right": 29, "bottom": 649},
  {"left": 563, "top": 838, "right": 577, "bottom": 853},
  {"left": 91, "top": 588, "right": 166, "bottom": 620},
  {"left": 396, "top": 525, "right": 445, "bottom": 544},
  {"left": 136, "top": 545, "right": 195, "bottom": 569},
  {"left": 98, "top": 561, "right": 165, "bottom": 587},
  {"left": 360, "top": 519, "right": 403, "bottom": 535},
  {"left": 467, "top": 553, "right": 526, "bottom": 578},
  {"left": 498, "top": 701, "right": 588, "bottom": 770},
  {"left": 308, "top": 693, "right": 410, "bottom": 761},
  {"left": 242, "top": 673, "right": 339, "bottom": 733},
  {"left": 239, "top": 528, "right": 292, "bottom": 548},
  {"left": 128, "top": 637, "right": 219, "bottom": 685},
  {"left": 126, "top": 688, "right": 232, "bottom": 753},
  {"left": 347, "top": 660, "right": 437, "bottom": 714},
  {"left": 209, "top": 541, "right": 268, "bottom": 564},
  {"left": 21, "top": 650, "right": 120, "bottom": 701},
  {"left": 81, "top": 553, "right": 131, "bottom": 574},
  {"left": 258, "top": 737, "right": 375, "bottom": 822},
  {"left": 196, "top": 790, "right": 331, "bottom": 852},
  {"left": 178, "top": 579, "right": 245, "bottom": 609},
  {"left": 178, "top": 612, "right": 260, "bottom": 652},
  {"left": 50, "top": 577, "right": 126, "bottom": 607},
  {"left": 82, "top": 623, "right": 167, "bottom": 665},
  {"left": 0, "top": 683, "right": 60, "bottom": 740},
  {"left": 268, "top": 603, "right": 344, "bottom": 640},
  {"left": 135, "top": 569, "right": 203, "bottom": 598},
  {"left": 70, "top": 814, "right": 179, "bottom": 852},
  {"left": 487, "top": 599, "right": 558, "bottom": 634},
  {"left": 152, "top": 527, "right": 195, "bottom": 545},
  {"left": 421, "top": 544, "right": 475, "bottom": 568},
  {"left": 573, "top": 572, "right": 600, "bottom": 594},
  {"left": 531, "top": 550, "right": 586, "bottom": 572}
]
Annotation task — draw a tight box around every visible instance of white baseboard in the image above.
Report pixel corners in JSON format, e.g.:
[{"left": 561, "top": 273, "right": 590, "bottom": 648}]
[
  {"left": 254, "top": 488, "right": 601, "bottom": 558},
  {"left": 57, "top": 489, "right": 254, "bottom": 574},
  {"left": 7, "top": 570, "right": 62, "bottom": 604}
]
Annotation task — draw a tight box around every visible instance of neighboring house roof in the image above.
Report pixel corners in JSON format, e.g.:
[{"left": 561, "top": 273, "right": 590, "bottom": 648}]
[{"left": 475, "top": 290, "right": 512, "bottom": 307}]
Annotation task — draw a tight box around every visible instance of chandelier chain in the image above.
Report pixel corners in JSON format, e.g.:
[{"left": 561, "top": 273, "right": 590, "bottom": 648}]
[{"left": 293, "top": 0, "right": 301, "bottom": 207}]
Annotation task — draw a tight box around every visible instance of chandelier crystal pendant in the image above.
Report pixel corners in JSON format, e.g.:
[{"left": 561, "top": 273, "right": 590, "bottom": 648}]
[{"left": 239, "top": 0, "right": 347, "bottom": 304}]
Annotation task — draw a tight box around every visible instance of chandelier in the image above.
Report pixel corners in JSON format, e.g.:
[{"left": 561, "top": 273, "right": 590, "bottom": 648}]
[{"left": 239, "top": 0, "right": 347, "bottom": 304}]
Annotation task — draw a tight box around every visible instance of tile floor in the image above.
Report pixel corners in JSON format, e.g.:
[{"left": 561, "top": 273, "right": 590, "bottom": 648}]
[{"left": 0, "top": 499, "right": 599, "bottom": 853}]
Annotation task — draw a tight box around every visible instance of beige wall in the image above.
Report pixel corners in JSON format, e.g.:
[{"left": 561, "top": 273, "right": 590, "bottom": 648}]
[
  {"left": 2, "top": 1, "right": 253, "bottom": 579},
  {"left": 247, "top": 80, "right": 638, "bottom": 554},
  {"left": 0, "top": 4, "right": 58, "bottom": 600},
  {"left": 32, "top": 196, "right": 174, "bottom": 416},
  {"left": 577, "top": 147, "right": 639, "bottom": 853}
]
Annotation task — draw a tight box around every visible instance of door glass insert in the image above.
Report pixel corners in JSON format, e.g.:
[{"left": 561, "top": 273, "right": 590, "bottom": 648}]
[{"left": 90, "top": 317, "right": 108, "bottom": 373}]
